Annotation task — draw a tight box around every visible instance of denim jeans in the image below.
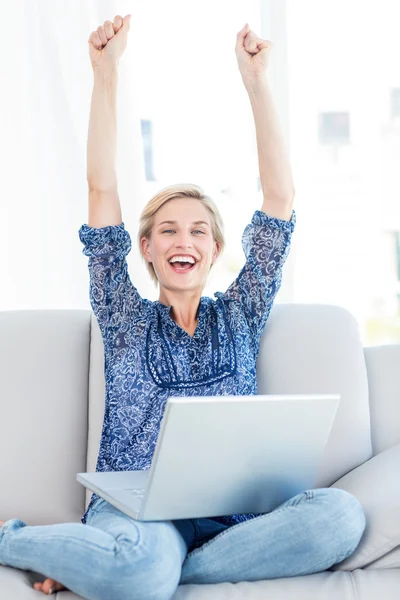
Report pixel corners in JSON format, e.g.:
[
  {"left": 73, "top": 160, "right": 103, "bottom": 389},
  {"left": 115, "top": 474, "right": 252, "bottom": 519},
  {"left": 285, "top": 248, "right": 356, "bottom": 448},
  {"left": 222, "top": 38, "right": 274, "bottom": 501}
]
[{"left": 0, "top": 487, "right": 366, "bottom": 600}]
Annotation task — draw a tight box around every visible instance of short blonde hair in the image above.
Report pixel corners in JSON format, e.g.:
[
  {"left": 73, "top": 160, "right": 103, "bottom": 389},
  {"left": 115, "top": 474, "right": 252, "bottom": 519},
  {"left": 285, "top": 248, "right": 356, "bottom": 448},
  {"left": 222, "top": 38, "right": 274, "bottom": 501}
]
[{"left": 138, "top": 183, "right": 225, "bottom": 286}]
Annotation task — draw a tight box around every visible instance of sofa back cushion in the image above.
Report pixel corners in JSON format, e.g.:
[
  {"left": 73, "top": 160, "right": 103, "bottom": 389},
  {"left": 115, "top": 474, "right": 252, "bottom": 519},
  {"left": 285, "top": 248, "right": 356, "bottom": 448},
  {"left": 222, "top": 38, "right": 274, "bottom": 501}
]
[
  {"left": 0, "top": 310, "right": 89, "bottom": 524},
  {"left": 85, "top": 312, "right": 107, "bottom": 507},
  {"left": 257, "top": 304, "right": 372, "bottom": 486}
]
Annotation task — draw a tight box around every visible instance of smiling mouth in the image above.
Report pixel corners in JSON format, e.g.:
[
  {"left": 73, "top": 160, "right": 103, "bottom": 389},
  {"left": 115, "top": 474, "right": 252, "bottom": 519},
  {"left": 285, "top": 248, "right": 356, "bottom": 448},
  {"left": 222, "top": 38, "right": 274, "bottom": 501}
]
[{"left": 169, "top": 261, "right": 197, "bottom": 273}]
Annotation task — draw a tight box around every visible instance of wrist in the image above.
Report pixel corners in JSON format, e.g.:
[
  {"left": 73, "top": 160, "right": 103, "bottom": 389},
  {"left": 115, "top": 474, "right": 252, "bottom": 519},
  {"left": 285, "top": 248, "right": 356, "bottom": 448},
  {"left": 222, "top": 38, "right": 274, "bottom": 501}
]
[
  {"left": 93, "top": 64, "right": 119, "bottom": 82},
  {"left": 243, "top": 74, "right": 269, "bottom": 94}
]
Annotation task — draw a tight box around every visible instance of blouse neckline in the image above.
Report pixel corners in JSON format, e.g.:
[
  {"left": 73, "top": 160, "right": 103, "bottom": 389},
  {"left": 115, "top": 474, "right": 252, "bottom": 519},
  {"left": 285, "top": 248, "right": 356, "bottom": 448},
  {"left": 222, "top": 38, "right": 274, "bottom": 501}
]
[{"left": 154, "top": 296, "right": 209, "bottom": 340}]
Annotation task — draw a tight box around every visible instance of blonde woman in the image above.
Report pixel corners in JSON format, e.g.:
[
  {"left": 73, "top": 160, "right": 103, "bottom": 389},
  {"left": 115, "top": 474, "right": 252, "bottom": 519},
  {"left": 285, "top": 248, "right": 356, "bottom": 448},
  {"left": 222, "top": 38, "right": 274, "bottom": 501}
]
[{"left": 0, "top": 14, "right": 365, "bottom": 600}]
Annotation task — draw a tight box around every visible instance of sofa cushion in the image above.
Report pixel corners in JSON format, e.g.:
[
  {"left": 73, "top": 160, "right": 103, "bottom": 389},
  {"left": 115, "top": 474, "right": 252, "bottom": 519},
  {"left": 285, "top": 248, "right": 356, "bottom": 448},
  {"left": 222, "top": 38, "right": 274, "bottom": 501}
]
[
  {"left": 365, "top": 546, "right": 400, "bottom": 570},
  {"left": 1, "top": 566, "right": 400, "bottom": 600},
  {"left": 364, "top": 345, "right": 400, "bottom": 455},
  {"left": 85, "top": 312, "right": 108, "bottom": 509},
  {"left": 173, "top": 569, "right": 400, "bottom": 599},
  {"left": 0, "top": 310, "right": 88, "bottom": 524},
  {"left": 257, "top": 304, "right": 372, "bottom": 487},
  {"left": 331, "top": 444, "right": 400, "bottom": 570}
]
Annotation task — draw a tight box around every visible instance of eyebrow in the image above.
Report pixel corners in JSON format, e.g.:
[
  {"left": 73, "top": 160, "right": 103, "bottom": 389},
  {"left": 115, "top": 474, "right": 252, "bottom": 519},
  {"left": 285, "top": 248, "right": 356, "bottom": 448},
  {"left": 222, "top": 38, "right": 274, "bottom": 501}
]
[{"left": 157, "top": 220, "right": 210, "bottom": 227}]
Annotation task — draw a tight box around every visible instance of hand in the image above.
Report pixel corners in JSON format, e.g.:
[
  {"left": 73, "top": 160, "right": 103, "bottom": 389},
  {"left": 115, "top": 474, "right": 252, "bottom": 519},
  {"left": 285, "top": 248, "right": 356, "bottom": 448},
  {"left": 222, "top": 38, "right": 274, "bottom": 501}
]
[
  {"left": 88, "top": 14, "right": 131, "bottom": 71},
  {"left": 235, "top": 23, "right": 272, "bottom": 86}
]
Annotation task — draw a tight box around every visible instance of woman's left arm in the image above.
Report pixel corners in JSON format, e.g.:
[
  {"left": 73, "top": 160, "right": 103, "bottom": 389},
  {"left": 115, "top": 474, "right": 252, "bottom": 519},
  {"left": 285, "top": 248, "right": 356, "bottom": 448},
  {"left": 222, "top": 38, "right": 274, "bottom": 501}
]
[{"left": 235, "top": 24, "right": 295, "bottom": 221}]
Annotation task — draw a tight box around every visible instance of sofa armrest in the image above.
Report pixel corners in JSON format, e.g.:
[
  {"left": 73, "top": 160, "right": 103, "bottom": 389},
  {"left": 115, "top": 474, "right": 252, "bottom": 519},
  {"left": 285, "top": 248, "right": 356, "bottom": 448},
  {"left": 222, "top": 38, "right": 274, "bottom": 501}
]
[
  {"left": 364, "top": 345, "right": 400, "bottom": 454},
  {"left": 330, "top": 443, "right": 400, "bottom": 571}
]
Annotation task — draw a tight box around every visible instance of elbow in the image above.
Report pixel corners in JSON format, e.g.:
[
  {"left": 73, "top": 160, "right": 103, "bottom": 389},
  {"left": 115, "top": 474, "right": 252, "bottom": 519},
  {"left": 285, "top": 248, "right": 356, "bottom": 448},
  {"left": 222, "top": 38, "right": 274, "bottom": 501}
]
[
  {"left": 282, "top": 184, "right": 296, "bottom": 206},
  {"left": 262, "top": 187, "right": 295, "bottom": 221},
  {"left": 264, "top": 183, "right": 295, "bottom": 206}
]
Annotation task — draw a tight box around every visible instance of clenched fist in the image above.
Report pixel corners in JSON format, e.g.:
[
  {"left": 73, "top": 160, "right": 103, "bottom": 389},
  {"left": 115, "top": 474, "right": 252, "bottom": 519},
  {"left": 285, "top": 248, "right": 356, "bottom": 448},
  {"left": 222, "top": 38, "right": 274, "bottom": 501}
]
[
  {"left": 235, "top": 23, "right": 272, "bottom": 86},
  {"left": 88, "top": 14, "right": 131, "bottom": 71}
]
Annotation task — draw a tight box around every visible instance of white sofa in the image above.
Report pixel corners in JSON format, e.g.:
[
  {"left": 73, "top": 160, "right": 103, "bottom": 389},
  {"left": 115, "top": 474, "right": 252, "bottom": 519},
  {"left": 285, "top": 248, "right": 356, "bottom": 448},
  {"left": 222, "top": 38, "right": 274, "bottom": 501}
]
[{"left": 1, "top": 303, "right": 400, "bottom": 599}]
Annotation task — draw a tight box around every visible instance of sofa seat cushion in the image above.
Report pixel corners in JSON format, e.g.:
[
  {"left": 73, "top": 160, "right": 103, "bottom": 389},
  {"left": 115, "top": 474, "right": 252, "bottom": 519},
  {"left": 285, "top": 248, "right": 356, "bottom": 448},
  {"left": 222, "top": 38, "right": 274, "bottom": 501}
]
[
  {"left": 1, "top": 567, "right": 399, "bottom": 600},
  {"left": 365, "top": 546, "right": 400, "bottom": 570},
  {"left": 331, "top": 444, "right": 400, "bottom": 570},
  {"left": 175, "top": 569, "right": 400, "bottom": 599}
]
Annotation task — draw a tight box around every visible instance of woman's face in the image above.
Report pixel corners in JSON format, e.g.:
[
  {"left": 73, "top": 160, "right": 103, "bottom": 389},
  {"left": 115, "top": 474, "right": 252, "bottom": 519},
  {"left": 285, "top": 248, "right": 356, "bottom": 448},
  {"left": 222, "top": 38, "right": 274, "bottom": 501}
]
[{"left": 141, "top": 198, "right": 220, "bottom": 293}]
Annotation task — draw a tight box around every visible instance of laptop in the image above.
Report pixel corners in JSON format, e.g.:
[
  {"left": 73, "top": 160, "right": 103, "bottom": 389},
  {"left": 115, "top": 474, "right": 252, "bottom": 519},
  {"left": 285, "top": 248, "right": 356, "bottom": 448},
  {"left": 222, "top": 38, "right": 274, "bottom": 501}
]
[{"left": 77, "top": 394, "right": 340, "bottom": 521}]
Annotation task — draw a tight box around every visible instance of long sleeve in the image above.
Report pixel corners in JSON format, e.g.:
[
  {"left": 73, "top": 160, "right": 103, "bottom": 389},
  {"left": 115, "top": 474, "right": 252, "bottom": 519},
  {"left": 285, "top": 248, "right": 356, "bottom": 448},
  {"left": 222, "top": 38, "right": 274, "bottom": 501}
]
[
  {"left": 79, "top": 222, "right": 145, "bottom": 340},
  {"left": 219, "top": 209, "right": 296, "bottom": 349}
]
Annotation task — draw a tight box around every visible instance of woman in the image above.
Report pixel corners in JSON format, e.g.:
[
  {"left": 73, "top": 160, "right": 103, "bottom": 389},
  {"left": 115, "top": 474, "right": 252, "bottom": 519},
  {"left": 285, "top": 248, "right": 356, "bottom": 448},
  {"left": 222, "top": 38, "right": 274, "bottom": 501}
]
[{"left": 0, "top": 14, "right": 365, "bottom": 600}]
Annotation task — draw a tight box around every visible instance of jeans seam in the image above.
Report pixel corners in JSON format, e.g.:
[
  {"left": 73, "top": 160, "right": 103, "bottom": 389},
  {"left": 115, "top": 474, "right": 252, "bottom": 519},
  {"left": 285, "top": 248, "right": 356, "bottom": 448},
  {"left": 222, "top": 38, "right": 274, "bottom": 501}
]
[
  {"left": 86, "top": 506, "right": 142, "bottom": 552},
  {"left": 21, "top": 534, "right": 122, "bottom": 553},
  {"left": 0, "top": 524, "right": 124, "bottom": 561},
  {"left": 186, "top": 491, "right": 314, "bottom": 559}
]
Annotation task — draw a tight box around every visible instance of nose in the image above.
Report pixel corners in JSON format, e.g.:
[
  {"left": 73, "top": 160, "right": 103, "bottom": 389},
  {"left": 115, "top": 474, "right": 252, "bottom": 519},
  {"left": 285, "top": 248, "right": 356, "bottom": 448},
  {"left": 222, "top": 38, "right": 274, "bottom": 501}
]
[{"left": 174, "top": 232, "right": 192, "bottom": 249}]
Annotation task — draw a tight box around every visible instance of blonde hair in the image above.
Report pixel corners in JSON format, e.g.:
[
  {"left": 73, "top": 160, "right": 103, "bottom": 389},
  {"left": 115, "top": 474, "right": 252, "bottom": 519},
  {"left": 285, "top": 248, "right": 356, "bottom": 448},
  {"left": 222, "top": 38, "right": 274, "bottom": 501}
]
[{"left": 138, "top": 183, "right": 225, "bottom": 286}]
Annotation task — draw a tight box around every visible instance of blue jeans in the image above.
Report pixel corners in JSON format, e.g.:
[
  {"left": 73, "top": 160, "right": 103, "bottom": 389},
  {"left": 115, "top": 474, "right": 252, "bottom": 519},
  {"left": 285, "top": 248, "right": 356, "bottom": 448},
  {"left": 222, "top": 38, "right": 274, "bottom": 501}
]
[{"left": 0, "top": 488, "right": 365, "bottom": 600}]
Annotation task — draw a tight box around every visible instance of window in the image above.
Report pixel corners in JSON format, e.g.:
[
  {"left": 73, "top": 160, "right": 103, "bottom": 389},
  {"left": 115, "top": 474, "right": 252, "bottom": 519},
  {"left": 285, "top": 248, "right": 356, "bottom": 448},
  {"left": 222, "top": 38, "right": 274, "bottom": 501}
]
[
  {"left": 391, "top": 88, "right": 400, "bottom": 120},
  {"left": 318, "top": 112, "right": 350, "bottom": 146},
  {"left": 141, "top": 119, "right": 156, "bottom": 182},
  {"left": 395, "top": 232, "right": 400, "bottom": 282},
  {"left": 286, "top": 0, "right": 400, "bottom": 343}
]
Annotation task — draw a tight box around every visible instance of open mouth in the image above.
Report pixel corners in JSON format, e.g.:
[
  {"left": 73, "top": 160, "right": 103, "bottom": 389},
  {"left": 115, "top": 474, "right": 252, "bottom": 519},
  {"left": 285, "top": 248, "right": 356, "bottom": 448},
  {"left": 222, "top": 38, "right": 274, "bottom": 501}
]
[{"left": 168, "top": 257, "right": 197, "bottom": 273}]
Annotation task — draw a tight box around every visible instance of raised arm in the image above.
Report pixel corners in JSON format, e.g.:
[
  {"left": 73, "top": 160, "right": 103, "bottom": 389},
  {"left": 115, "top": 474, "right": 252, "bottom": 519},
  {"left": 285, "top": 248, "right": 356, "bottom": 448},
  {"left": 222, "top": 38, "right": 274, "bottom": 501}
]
[
  {"left": 217, "top": 27, "right": 296, "bottom": 351},
  {"left": 235, "top": 24, "right": 295, "bottom": 221},
  {"left": 87, "top": 14, "right": 131, "bottom": 227},
  {"left": 79, "top": 14, "right": 146, "bottom": 337}
]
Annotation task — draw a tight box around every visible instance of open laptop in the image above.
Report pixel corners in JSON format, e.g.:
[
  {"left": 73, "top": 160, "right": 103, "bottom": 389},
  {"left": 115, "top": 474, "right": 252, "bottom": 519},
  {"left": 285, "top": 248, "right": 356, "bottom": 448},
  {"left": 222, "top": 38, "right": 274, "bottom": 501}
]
[{"left": 77, "top": 394, "right": 340, "bottom": 521}]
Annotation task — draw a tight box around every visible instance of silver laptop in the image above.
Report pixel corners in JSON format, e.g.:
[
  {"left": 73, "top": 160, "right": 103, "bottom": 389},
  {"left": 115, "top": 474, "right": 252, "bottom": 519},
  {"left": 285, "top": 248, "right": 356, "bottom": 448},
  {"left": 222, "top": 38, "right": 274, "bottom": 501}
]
[{"left": 77, "top": 394, "right": 339, "bottom": 521}]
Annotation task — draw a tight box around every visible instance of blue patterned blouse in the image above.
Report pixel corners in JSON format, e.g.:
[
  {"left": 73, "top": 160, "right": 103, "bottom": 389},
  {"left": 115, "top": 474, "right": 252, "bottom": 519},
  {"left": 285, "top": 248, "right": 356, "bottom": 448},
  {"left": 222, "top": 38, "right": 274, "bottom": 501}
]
[{"left": 78, "top": 208, "right": 296, "bottom": 525}]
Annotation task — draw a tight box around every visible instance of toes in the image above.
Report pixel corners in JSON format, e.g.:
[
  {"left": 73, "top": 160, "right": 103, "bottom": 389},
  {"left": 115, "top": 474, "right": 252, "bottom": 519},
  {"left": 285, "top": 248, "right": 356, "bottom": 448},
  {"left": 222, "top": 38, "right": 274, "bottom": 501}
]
[
  {"left": 33, "top": 578, "right": 57, "bottom": 595},
  {"left": 43, "top": 579, "right": 57, "bottom": 594}
]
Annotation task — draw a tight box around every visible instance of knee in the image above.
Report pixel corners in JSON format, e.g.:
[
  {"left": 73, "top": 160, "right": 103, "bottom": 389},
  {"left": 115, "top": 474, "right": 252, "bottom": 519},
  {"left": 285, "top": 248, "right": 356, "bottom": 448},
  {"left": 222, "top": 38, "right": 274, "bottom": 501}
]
[
  {"left": 99, "top": 530, "right": 182, "bottom": 600},
  {"left": 314, "top": 487, "right": 366, "bottom": 563}
]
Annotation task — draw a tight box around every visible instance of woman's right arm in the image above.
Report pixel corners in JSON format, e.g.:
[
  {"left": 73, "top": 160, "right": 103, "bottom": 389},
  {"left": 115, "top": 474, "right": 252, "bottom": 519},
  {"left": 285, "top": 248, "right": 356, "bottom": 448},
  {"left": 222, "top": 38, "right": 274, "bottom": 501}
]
[
  {"left": 87, "top": 66, "right": 122, "bottom": 227},
  {"left": 86, "top": 14, "right": 131, "bottom": 227},
  {"left": 79, "top": 15, "right": 145, "bottom": 337}
]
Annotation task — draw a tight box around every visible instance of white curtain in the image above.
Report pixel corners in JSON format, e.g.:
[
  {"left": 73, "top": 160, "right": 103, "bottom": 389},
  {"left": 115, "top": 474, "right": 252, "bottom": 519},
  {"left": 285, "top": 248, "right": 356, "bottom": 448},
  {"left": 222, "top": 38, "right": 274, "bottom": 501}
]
[
  {"left": 1, "top": 0, "right": 269, "bottom": 311},
  {"left": 2, "top": 0, "right": 148, "bottom": 310}
]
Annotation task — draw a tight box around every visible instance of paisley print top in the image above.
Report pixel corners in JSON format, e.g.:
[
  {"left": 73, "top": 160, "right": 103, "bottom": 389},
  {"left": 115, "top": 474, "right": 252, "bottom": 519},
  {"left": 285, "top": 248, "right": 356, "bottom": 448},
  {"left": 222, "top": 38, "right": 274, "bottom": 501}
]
[{"left": 78, "top": 208, "right": 296, "bottom": 525}]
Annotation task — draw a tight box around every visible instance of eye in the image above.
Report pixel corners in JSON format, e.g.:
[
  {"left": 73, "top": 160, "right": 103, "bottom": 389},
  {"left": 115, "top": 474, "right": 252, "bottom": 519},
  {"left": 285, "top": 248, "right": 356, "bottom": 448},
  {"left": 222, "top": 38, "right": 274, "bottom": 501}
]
[
  {"left": 192, "top": 229, "right": 205, "bottom": 235},
  {"left": 162, "top": 229, "right": 175, "bottom": 234}
]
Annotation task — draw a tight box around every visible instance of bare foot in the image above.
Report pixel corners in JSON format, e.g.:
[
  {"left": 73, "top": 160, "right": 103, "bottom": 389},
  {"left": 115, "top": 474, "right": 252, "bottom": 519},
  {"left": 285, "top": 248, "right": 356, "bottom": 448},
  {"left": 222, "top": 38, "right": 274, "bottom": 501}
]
[{"left": 33, "top": 578, "right": 67, "bottom": 595}]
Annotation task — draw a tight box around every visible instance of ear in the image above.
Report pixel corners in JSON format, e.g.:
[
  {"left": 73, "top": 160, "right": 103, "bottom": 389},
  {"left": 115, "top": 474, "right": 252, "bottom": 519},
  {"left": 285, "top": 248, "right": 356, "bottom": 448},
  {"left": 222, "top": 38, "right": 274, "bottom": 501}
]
[
  {"left": 140, "top": 236, "right": 152, "bottom": 263},
  {"left": 212, "top": 241, "right": 222, "bottom": 264}
]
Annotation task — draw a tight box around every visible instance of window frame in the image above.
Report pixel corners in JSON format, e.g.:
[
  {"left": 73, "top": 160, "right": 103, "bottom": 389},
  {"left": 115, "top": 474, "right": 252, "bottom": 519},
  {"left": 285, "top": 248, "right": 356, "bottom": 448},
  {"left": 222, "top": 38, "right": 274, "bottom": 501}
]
[{"left": 260, "top": 0, "right": 295, "bottom": 302}]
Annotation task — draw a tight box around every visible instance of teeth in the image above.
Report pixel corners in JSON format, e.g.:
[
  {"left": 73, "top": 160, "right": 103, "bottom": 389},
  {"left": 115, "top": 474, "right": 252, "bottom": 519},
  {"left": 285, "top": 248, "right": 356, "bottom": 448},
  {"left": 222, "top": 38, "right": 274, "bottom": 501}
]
[{"left": 169, "top": 256, "right": 195, "bottom": 264}]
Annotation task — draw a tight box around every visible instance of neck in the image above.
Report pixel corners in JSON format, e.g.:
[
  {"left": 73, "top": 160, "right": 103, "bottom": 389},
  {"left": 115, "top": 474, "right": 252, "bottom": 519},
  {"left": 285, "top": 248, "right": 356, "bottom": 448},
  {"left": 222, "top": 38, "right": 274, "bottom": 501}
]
[{"left": 158, "top": 289, "right": 202, "bottom": 330}]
